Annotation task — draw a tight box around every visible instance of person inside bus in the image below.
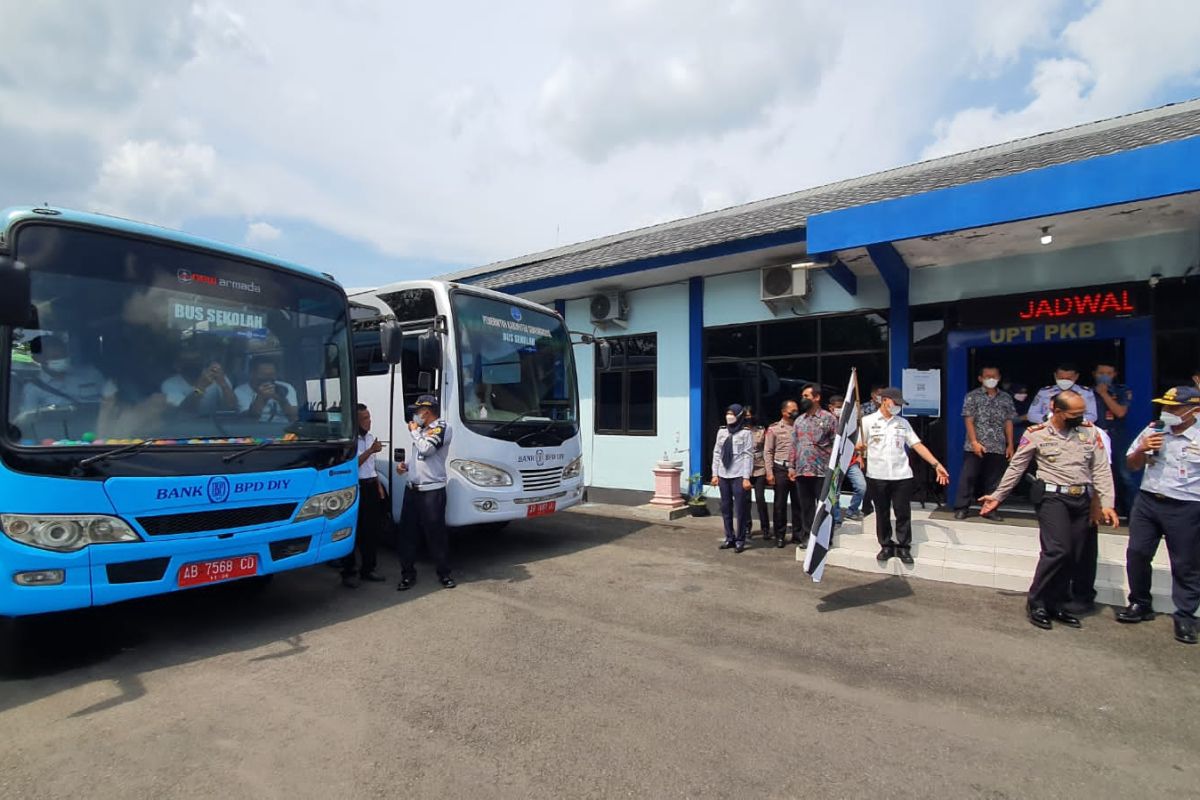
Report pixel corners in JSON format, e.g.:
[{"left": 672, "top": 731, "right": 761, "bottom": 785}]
[
  {"left": 18, "top": 334, "right": 116, "bottom": 415},
  {"left": 235, "top": 358, "right": 298, "bottom": 424},
  {"left": 161, "top": 349, "right": 238, "bottom": 414}
]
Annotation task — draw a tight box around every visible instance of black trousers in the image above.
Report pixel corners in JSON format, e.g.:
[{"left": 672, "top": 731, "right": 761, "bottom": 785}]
[
  {"left": 1069, "top": 524, "right": 1099, "bottom": 604},
  {"left": 717, "top": 477, "right": 747, "bottom": 544},
  {"left": 868, "top": 477, "right": 914, "bottom": 549},
  {"left": 399, "top": 487, "right": 451, "bottom": 580},
  {"left": 771, "top": 465, "right": 800, "bottom": 538},
  {"left": 1126, "top": 492, "right": 1200, "bottom": 619},
  {"left": 742, "top": 474, "right": 770, "bottom": 536},
  {"left": 343, "top": 479, "right": 381, "bottom": 576},
  {"left": 794, "top": 475, "right": 823, "bottom": 544},
  {"left": 1028, "top": 493, "right": 1091, "bottom": 610},
  {"left": 954, "top": 452, "right": 1008, "bottom": 510}
]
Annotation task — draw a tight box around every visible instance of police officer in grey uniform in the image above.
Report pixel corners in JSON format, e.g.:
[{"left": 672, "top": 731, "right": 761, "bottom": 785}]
[
  {"left": 396, "top": 395, "right": 455, "bottom": 590},
  {"left": 1116, "top": 386, "right": 1200, "bottom": 645},
  {"left": 981, "top": 391, "right": 1119, "bottom": 630}
]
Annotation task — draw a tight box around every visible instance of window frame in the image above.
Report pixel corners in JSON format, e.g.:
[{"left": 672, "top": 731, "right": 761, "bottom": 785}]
[{"left": 595, "top": 333, "right": 658, "bottom": 436}]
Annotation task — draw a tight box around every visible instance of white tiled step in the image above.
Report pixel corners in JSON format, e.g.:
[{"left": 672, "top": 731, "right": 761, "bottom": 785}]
[{"left": 811, "top": 513, "right": 1176, "bottom": 612}]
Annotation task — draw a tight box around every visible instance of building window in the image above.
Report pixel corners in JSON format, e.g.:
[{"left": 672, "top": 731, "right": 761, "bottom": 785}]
[
  {"left": 701, "top": 313, "right": 888, "bottom": 478},
  {"left": 595, "top": 333, "right": 657, "bottom": 435}
]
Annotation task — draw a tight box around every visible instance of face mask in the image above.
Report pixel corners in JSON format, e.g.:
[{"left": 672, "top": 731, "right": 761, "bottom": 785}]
[
  {"left": 787, "top": 410, "right": 799, "bottom": 420},
  {"left": 1094, "top": 374, "right": 1113, "bottom": 385},
  {"left": 412, "top": 414, "right": 424, "bottom": 426},
  {"left": 982, "top": 378, "right": 999, "bottom": 389},
  {"left": 1056, "top": 378, "right": 1075, "bottom": 391},
  {"left": 799, "top": 398, "right": 814, "bottom": 413},
  {"left": 1014, "top": 392, "right": 1028, "bottom": 402},
  {"left": 830, "top": 407, "right": 842, "bottom": 417},
  {"left": 1062, "top": 415, "right": 1084, "bottom": 429},
  {"left": 45, "top": 358, "right": 71, "bottom": 373},
  {"left": 725, "top": 414, "right": 737, "bottom": 425}
]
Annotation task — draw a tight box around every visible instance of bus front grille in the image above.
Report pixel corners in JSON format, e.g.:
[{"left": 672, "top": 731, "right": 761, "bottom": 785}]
[
  {"left": 520, "top": 468, "right": 562, "bottom": 492},
  {"left": 137, "top": 503, "right": 297, "bottom": 536}
]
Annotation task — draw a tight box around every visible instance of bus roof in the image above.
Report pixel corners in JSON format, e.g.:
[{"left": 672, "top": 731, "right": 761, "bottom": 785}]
[
  {"left": 350, "top": 279, "right": 560, "bottom": 318},
  {"left": 0, "top": 206, "right": 341, "bottom": 286}
]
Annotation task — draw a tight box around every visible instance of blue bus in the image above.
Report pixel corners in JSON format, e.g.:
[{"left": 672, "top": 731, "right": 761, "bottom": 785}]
[{"left": 0, "top": 207, "right": 358, "bottom": 617}]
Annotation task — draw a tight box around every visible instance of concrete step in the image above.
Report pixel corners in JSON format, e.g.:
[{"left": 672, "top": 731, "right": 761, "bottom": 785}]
[{"left": 810, "top": 510, "right": 1177, "bottom": 612}]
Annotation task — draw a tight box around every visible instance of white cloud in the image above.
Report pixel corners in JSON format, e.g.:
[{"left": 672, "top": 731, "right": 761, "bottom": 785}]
[
  {"left": 245, "top": 221, "right": 283, "bottom": 245},
  {"left": 923, "top": 0, "right": 1200, "bottom": 159},
  {"left": 90, "top": 140, "right": 229, "bottom": 225}
]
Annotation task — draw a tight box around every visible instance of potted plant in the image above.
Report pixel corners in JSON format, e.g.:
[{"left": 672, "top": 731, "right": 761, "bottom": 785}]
[{"left": 685, "top": 473, "right": 710, "bottom": 517}]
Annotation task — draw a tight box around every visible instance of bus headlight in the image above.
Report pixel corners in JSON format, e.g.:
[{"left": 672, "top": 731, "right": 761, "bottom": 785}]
[
  {"left": 295, "top": 486, "right": 358, "bottom": 521},
  {"left": 562, "top": 456, "right": 583, "bottom": 481},
  {"left": 451, "top": 460, "right": 513, "bottom": 487},
  {"left": 1, "top": 514, "right": 140, "bottom": 552}
]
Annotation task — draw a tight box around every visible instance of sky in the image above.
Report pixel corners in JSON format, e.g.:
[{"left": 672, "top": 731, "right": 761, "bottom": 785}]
[{"left": 2, "top": 0, "right": 1199, "bottom": 288}]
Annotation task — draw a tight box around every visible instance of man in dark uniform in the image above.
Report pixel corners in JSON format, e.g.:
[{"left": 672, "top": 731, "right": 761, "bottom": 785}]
[
  {"left": 1092, "top": 361, "right": 1134, "bottom": 514},
  {"left": 396, "top": 395, "right": 456, "bottom": 590},
  {"left": 1117, "top": 386, "right": 1200, "bottom": 645},
  {"left": 981, "top": 391, "right": 1119, "bottom": 630}
]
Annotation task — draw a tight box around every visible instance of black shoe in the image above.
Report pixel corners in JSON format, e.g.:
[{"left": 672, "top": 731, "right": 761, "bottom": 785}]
[
  {"left": 1116, "top": 602, "right": 1155, "bottom": 623},
  {"left": 1173, "top": 617, "right": 1198, "bottom": 645},
  {"left": 897, "top": 550, "right": 914, "bottom": 566},
  {"left": 845, "top": 510, "right": 863, "bottom": 522},
  {"left": 1028, "top": 606, "right": 1053, "bottom": 630},
  {"left": 953, "top": 509, "right": 969, "bottom": 520},
  {"left": 360, "top": 571, "right": 386, "bottom": 583},
  {"left": 440, "top": 577, "right": 457, "bottom": 589},
  {"left": 396, "top": 577, "right": 416, "bottom": 591},
  {"left": 1052, "top": 609, "right": 1082, "bottom": 628},
  {"left": 876, "top": 547, "right": 895, "bottom": 561},
  {"left": 341, "top": 575, "right": 360, "bottom": 589},
  {"left": 982, "top": 511, "right": 1005, "bottom": 522},
  {"left": 734, "top": 543, "right": 745, "bottom": 554},
  {"left": 718, "top": 541, "right": 735, "bottom": 550},
  {"left": 775, "top": 537, "right": 786, "bottom": 549},
  {"left": 796, "top": 539, "right": 808, "bottom": 550}
]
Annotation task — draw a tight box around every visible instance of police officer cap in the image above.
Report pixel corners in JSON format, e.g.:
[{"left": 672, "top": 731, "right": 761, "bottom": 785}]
[
  {"left": 414, "top": 394, "right": 440, "bottom": 410},
  {"left": 879, "top": 387, "right": 908, "bottom": 405},
  {"left": 1151, "top": 386, "right": 1200, "bottom": 406}
]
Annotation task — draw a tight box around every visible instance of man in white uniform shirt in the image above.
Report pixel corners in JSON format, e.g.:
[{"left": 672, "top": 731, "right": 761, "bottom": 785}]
[
  {"left": 341, "top": 403, "right": 386, "bottom": 588},
  {"left": 859, "top": 387, "right": 950, "bottom": 565},
  {"left": 235, "top": 359, "right": 298, "bottom": 424}
]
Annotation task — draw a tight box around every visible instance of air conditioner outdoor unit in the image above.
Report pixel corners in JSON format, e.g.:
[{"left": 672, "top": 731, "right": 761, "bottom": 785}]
[
  {"left": 760, "top": 263, "right": 813, "bottom": 303},
  {"left": 589, "top": 291, "right": 628, "bottom": 326}
]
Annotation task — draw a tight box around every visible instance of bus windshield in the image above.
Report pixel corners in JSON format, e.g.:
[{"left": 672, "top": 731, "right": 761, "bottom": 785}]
[
  {"left": 5, "top": 223, "right": 353, "bottom": 449},
  {"left": 451, "top": 291, "right": 578, "bottom": 440}
]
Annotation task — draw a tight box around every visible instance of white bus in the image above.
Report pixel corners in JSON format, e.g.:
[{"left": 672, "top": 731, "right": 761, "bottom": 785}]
[{"left": 350, "top": 281, "right": 586, "bottom": 529}]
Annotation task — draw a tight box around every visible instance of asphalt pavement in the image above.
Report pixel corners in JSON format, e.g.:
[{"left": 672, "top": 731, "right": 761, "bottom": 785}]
[{"left": 0, "top": 505, "right": 1196, "bottom": 799}]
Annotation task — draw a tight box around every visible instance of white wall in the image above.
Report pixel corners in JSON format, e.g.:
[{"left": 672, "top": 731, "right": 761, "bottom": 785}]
[
  {"left": 565, "top": 282, "right": 691, "bottom": 492},
  {"left": 704, "top": 267, "right": 889, "bottom": 326}
]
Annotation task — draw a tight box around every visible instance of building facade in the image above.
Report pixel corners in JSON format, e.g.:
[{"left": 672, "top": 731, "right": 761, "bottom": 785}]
[{"left": 444, "top": 100, "right": 1200, "bottom": 501}]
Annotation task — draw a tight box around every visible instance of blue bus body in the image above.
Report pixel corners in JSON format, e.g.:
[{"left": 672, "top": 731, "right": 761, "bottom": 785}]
[{"left": 0, "top": 208, "right": 358, "bottom": 617}]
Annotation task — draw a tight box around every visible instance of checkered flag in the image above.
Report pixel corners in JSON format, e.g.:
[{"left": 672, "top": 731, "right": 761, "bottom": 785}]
[{"left": 804, "top": 369, "right": 860, "bottom": 581}]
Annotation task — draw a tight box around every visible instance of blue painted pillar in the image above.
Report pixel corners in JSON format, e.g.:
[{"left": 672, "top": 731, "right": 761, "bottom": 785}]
[
  {"left": 689, "top": 277, "right": 704, "bottom": 480},
  {"left": 866, "top": 243, "right": 911, "bottom": 387},
  {"left": 553, "top": 299, "right": 566, "bottom": 317}
]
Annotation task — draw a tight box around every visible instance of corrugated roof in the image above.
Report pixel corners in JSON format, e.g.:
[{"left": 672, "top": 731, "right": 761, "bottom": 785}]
[{"left": 443, "top": 98, "right": 1200, "bottom": 291}]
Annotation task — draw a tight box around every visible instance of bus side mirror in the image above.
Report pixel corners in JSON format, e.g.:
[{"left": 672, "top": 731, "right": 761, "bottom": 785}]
[
  {"left": 0, "top": 257, "right": 31, "bottom": 326},
  {"left": 597, "top": 339, "right": 612, "bottom": 370},
  {"left": 380, "top": 321, "right": 404, "bottom": 364},
  {"left": 418, "top": 330, "right": 441, "bottom": 371},
  {"left": 417, "top": 371, "right": 433, "bottom": 392}
]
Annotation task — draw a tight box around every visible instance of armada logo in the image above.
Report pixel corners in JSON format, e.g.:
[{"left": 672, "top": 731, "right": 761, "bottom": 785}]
[{"left": 177, "top": 268, "right": 262, "bottom": 294}]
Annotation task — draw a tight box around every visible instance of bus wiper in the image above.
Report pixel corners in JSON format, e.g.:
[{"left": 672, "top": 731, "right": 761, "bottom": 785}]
[
  {"left": 78, "top": 440, "right": 155, "bottom": 468},
  {"left": 492, "top": 412, "right": 551, "bottom": 437},
  {"left": 222, "top": 439, "right": 279, "bottom": 463}
]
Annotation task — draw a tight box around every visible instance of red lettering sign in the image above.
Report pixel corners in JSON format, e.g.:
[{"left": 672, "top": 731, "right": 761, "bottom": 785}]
[{"left": 1017, "top": 290, "right": 1135, "bottom": 321}]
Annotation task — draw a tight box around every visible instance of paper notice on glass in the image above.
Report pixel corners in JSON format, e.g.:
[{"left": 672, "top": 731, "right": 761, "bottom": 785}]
[{"left": 902, "top": 368, "right": 941, "bottom": 418}]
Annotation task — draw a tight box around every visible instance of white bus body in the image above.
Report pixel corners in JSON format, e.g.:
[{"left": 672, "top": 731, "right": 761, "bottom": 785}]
[{"left": 351, "top": 281, "right": 584, "bottom": 527}]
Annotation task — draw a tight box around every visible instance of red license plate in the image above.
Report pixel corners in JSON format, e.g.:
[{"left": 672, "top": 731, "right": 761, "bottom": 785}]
[
  {"left": 526, "top": 501, "right": 556, "bottom": 517},
  {"left": 178, "top": 555, "right": 258, "bottom": 588}
]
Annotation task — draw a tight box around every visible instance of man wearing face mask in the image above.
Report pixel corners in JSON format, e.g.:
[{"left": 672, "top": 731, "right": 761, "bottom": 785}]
[
  {"left": 954, "top": 366, "right": 1015, "bottom": 521},
  {"left": 981, "top": 391, "right": 1118, "bottom": 631},
  {"left": 1116, "top": 387, "right": 1200, "bottom": 645},
  {"left": 1092, "top": 361, "right": 1134, "bottom": 514},
  {"left": 1026, "top": 363, "right": 1097, "bottom": 425},
  {"left": 19, "top": 334, "right": 116, "bottom": 414},
  {"left": 764, "top": 399, "right": 800, "bottom": 549},
  {"left": 860, "top": 388, "right": 950, "bottom": 565},
  {"left": 396, "top": 395, "right": 456, "bottom": 589},
  {"left": 711, "top": 404, "right": 754, "bottom": 553},
  {"left": 788, "top": 384, "right": 837, "bottom": 549}
]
